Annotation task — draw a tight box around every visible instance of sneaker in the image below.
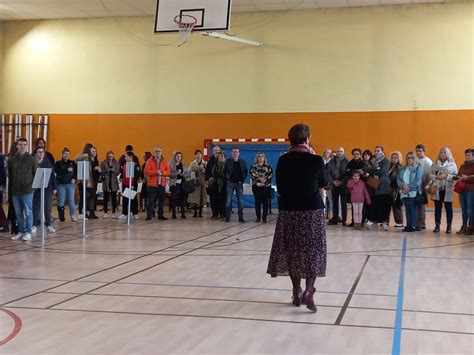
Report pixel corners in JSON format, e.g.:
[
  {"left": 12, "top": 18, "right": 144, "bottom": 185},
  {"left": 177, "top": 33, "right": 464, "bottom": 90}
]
[
  {"left": 111, "top": 214, "right": 117, "bottom": 219},
  {"left": 31, "top": 226, "right": 37, "bottom": 234},
  {"left": 394, "top": 224, "right": 403, "bottom": 228},
  {"left": 103, "top": 213, "right": 109, "bottom": 219},
  {"left": 367, "top": 223, "right": 378, "bottom": 230},
  {"left": 118, "top": 214, "right": 127, "bottom": 220},
  {"left": 79, "top": 214, "right": 89, "bottom": 221},
  {"left": 46, "top": 226, "right": 56, "bottom": 233},
  {"left": 11, "top": 233, "right": 23, "bottom": 241},
  {"left": 22, "top": 233, "right": 32, "bottom": 241},
  {"left": 133, "top": 214, "right": 139, "bottom": 220},
  {"left": 382, "top": 223, "right": 389, "bottom": 231},
  {"left": 238, "top": 218, "right": 246, "bottom": 223},
  {"left": 71, "top": 216, "right": 78, "bottom": 222}
]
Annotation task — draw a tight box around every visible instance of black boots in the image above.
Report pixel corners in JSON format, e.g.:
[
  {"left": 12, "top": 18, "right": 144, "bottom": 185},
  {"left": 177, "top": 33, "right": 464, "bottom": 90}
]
[
  {"left": 446, "top": 225, "right": 451, "bottom": 234},
  {"left": 198, "top": 207, "right": 203, "bottom": 218},
  {"left": 433, "top": 224, "right": 440, "bottom": 233},
  {"left": 58, "top": 206, "right": 65, "bottom": 222}
]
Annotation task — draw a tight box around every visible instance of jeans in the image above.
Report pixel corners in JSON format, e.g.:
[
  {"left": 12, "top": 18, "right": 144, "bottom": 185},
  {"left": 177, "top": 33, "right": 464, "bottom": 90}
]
[
  {"left": 147, "top": 186, "right": 165, "bottom": 219},
  {"left": 57, "top": 183, "right": 76, "bottom": 217},
  {"left": 434, "top": 189, "right": 453, "bottom": 226},
  {"left": 252, "top": 185, "right": 270, "bottom": 220},
  {"left": 12, "top": 193, "right": 34, "bottom": 234},
  {"left": 226, "top": 182, "right": 244, "bottom": 220},
  {"left": 459, "top": 190, "right": 474, "bottom": 226},
  {"left": 33, "top": 188, "right": 53, "bottom": 227},
  {"left": 402, "top": 197, "right": 417, "bottom": 229}
]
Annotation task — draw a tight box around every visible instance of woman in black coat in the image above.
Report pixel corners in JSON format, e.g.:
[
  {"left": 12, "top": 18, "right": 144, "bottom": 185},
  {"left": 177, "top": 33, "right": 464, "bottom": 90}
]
[{"left": 267, "top": 124, "right": 327, "bottom": 313}]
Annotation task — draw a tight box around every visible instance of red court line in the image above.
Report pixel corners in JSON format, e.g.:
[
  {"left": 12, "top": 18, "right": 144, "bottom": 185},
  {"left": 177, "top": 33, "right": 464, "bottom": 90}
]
[{"left": 0, "top": 307, "right": 22, "bottom": 346}]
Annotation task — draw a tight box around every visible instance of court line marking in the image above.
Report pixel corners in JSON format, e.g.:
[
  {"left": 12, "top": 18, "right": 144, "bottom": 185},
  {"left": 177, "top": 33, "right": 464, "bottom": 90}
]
[
  {"left": 113, "top": 281, "right": 397, "bottom": 298},
  {"left": 4, "top": 305, "right": 472, "bottom": 336},
  {"left": 45, "top": 219, "right": 280, "bottom": 309},
  {"left": 335, "top": 255, "right": 370, "bottom": 325},
  {"left": 0, "top": 223, "right": 244, "bottom": 307},
  {"left": 0, "top": 307, "right": 22, "bottom": 346},
  {"left": 40, "top": 291, "right": 474, "bottom": 317},
  {"left": 392, "top": 237, "right": 407, "bottom": 355}
]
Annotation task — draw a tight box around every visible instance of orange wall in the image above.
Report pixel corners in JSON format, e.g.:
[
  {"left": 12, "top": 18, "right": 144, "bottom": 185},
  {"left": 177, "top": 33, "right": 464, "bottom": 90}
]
[{"left": 46, "top": 110, "right": 473, "bottom": 167}]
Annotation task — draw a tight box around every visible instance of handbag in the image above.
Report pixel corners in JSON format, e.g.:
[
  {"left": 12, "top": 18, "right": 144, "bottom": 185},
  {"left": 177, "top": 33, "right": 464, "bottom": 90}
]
[
  {"left": 415, "top": 190, "right": 428, "bottom": 206},
  {"left": 426, "top": 180, "right": 438, "bottom": 196},
  {"left": 182, "top": 179, "right": 196, "bottom": 194},
  {"left": 366, "top": 176, "right": 381, "bottom": 189},
  {"left": 454, "top": 180, "right": 467, "bottom": 194}
]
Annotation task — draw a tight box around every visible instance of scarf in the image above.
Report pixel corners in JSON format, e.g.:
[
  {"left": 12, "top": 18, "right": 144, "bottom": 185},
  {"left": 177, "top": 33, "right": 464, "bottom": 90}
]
[
  {"left": 371, "top": 153, "right": 385, "bottom": 167},
  {"left": 289, "top": 144, "right": 310, "bottom": 153}
]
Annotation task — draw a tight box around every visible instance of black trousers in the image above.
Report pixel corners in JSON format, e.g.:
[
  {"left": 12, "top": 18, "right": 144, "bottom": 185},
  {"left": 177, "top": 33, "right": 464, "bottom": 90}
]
[
  {"left": 147, "top": 186, "right": 166, "bottom": 219},
  {"left": 170, "top": 185, "right": 186, "bottom": 216},
  {"left": 103, "top": 191, "right": 118, "bottom": 214},
  {"left": 434, "top": 189, "right": 453, "bottom": 225},
  {"left": 122, "top": 186, "right": 138, "bottom": 215},
  {"left": 78, "top": 184, "right": 95, "bottom": 214},
  {"left": 373, "top": 194, "right": 392, "bottom": 223},
  {"left": 209, "top": 184, "right": 218, "bottom": 217},
  {"left": 252, "top": 186, "right": 271, "bottom": 219},
  {"left": 332, "top": 186, "right": 347, "bottom": 223}
]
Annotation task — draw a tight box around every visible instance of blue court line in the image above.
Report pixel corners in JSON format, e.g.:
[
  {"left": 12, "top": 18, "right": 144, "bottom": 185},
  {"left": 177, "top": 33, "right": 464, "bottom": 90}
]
[
  {"left": 392, "top": 237, "right": 408, "bottom": 355},
  {"left": 116, "top": 281, "right": 396, "bottom": 298}
]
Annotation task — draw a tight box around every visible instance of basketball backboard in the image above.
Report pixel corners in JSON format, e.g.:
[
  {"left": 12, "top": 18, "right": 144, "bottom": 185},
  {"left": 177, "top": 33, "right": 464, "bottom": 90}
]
[{"left": 154, "top": 0, "right": 232, "bottom": 33}]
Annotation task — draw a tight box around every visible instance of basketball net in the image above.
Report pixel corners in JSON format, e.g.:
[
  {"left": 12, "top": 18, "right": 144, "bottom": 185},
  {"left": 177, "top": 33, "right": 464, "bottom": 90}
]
[{"left": 174, "top": 14, "right": 197, "bottom": 43}]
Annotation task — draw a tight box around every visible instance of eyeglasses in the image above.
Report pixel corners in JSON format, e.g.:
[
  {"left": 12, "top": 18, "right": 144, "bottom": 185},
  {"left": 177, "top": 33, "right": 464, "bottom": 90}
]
[{"left": 407, "top": 156, "right": 415, "bottom": 160}]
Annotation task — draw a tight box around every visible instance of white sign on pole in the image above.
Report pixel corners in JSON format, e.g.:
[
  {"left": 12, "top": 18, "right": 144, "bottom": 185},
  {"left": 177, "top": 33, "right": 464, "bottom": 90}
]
[
  {"left": 125, "top": 161, "right": 135, "bottom": 179},
  {"left": 77, "top": 161, "right": 90, "bottom": 181},
  {"left": 33, "top": 168, "right": 52, "bottom": 189},
  {"left": 123, "top": 188, "right": 137, "bottom": 200}
]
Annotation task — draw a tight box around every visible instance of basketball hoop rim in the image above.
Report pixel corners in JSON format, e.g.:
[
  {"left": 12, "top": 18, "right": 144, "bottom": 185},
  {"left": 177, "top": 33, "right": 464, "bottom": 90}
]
[{"left": 174, "top": 14, "right": 198, "bottom": 27}]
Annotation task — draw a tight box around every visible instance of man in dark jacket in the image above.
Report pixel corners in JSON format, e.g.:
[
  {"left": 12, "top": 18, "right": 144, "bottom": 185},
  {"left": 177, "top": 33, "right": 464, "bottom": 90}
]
[
  {"left": 205, "top": 145, "right": 221, "bottom": 219},
  {"left": 224, "top": 147, "right": 248, "bottom": 223},
  {"left": 326, "top": 146, "right": 349, "bottom": 225},
  {"left": 8, "top": 138, "right": 37, "bottom": 241}
]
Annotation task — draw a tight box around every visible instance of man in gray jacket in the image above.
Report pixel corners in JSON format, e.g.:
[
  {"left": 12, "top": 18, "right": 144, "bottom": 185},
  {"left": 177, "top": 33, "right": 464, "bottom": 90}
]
[{"left": 326, "top": 147, "right": 349, "bottom": 225}]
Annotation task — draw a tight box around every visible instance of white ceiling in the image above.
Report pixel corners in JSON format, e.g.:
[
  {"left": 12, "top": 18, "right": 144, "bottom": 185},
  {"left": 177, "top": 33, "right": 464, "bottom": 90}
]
[{"left": 0, "top": 0, "right": 450, "bottom": 21}]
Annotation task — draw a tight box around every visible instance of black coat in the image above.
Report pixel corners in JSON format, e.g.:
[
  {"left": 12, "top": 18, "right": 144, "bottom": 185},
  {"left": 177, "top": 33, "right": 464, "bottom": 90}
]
[
  {"left": 55, "top": 159, "right": 77, "bottom": 184},
  {"left": 224, "top": 158, "right": 248, "bottom": 183},
  {"left": 276, "top": 152, "right": 327, "bottom": 211}
]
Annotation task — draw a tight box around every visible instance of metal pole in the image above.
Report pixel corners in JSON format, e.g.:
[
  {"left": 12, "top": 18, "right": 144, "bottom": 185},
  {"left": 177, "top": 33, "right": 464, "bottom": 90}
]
[
  {"left": 1, "top": 114, "right": 5, "bottom": 155},
  {"left": 82, "top": 162, "right": 87, "bottom": 238},
  {"left": 41, "top": 170, "right": 46, "bottom": 245},
  {"left": 43, "top": 114, "right": 48, "bottom": 142},
  {"left": 127, "top": 166, "right": 132, "bottom": 228}
]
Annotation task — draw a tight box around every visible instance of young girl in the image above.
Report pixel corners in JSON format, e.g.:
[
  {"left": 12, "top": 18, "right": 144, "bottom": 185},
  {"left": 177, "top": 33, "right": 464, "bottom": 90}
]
[{"left": 347, "top": 170, "right": 372, "bottom": 230}]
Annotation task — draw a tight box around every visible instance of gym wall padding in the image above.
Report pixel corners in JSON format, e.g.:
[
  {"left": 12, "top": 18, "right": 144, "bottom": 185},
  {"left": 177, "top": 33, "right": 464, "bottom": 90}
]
[{"left": 211, "top": 143, "right": 289, "bottom": 208}]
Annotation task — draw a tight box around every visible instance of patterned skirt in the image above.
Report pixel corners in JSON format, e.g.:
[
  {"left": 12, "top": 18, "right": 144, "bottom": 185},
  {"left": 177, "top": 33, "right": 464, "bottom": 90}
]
[{"left": 267, "top": 209, "right": 327, "bottom": 278}]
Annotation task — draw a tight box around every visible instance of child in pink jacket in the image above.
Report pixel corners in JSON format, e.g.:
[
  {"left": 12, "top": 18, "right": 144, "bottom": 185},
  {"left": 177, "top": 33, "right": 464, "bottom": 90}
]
[{"left": 347, "top": 170, "right": 372, "bottom": 229}]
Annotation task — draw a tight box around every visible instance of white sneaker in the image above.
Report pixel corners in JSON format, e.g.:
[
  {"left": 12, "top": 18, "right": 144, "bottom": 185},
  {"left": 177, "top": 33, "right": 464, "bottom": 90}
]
[
  {"left": 394, "top": 224, "right": 403, "bottom": 228},
  {"left": 11, "top": 233, "right": 23, "bottom": 241},
  {"left": 103, "top": 213, "right": 109, "bottom": 219},
  {"left": 71, "top": 216, "right": 78, "bottom": 222},
  {"left": 31, "top": 226, "right": 37, "bottom": 234},
  {"left": 22, "top": 233, "right": 32, "bottom": 241},
  {"left": 118, "top": 214, "right": 127, "bottom": 220},
  {"left": 367, "top": 223, "right": 378, "bottom": 230},
  {"left": 111, "top": 214, "right": 117, "bottom": 219},
  {"left": 46, "top": 226, "right": 56, "bottom": 233},
  {"left": 133, "top": 214, "right": 139, "bottom": 220},
  {"left": 382, "top": 223, "right": 389, "bottom": 231}
]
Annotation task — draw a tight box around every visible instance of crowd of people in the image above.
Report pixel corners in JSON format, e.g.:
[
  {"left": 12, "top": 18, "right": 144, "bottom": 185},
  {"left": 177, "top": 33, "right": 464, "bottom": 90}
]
[{"left": 0, "top": 135, "right": 472, "bottom": 243}]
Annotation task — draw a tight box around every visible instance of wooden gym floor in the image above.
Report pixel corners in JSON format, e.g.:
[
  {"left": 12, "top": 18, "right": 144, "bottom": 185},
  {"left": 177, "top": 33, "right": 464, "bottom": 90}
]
[{"left": 0, "top": 209, "right": 472, "bottom": 354}]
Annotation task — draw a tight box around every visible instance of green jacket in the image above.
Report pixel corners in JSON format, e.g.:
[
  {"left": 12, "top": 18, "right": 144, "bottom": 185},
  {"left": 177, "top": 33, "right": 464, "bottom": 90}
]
[{"left": 8, "top": 153, "right": 37, "bottom": 195}]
